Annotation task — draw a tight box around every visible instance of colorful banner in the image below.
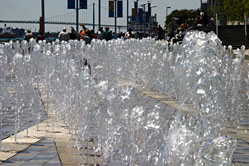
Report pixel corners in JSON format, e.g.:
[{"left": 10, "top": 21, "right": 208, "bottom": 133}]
[
  {"left": 117, "top": 0, "right": 123, "bottom": 18},
  {"left": 68, "top": 0, "right": 75, "bottom": 9},
  {"left": 80, "top": 0, "right": 87, "bottom": 9},
  {"left": 109, "top": 0, "right": 114, "bottom": 17},
  {"left": 109, "top": 0, "right": 123, "bottom": 18}
]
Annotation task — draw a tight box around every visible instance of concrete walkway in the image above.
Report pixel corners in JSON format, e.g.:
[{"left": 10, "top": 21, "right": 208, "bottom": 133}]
[
  {"left": 0, "top": 84, "right": 81, "bottom": 166},
  {"left": 1, "top": 87, "right": 46, "bottom": 140},
  {"left": 1, "top": 138, "right": 61, "bottom": 166}
]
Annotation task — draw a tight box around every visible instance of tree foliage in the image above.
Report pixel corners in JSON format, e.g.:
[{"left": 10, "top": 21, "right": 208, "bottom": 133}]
[
  {"left": 165, "top": 9, "right": 200, "bottom": 29},
  {"left": 216, "top": 0, "right": 249, "bottom": 22}
]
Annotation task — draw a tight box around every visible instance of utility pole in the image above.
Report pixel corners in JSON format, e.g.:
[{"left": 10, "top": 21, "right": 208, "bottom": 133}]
[
  {"left": 136, "top": 0, "right": 139, "bottom": 34},
  {"left": 245, "top": 14, "right": 247, "bottom": 37},
  {"left": 115, "top": 0, "right": 117, "bottom": 33},
  {"left": 76, "top": 0, "right": 79, "bottom": 32},
  {"left": 216, "top": 13, "right": 218, "bottom": 36},
  {"left": 245, "top": 14, "right": 248, "bottom": 47},
  {"left": 127, "top": 0, "right": 129, "bottom": 31},
  {"left": 41, "top": 0, "right": 45, "bottom": 36},
  {"left": 93, "top": 3, "right": 95, "bottom": 33},
  {"left": 166, "top": 7, "right": 171, "bottom": 26},
  {"left": 98, "top": 0, "right": 101, "bottom": 29}
]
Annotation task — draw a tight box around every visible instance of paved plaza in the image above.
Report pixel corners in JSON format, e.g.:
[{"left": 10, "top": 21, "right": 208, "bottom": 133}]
[
  {"left": 1, "top": 88, "right": 46, "bottom": 140},
  {"left": 1, "top": 138, "right": 61, "bottom": 166}
]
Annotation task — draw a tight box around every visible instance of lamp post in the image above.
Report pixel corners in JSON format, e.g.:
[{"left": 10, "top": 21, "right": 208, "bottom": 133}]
[
  {"left": 114, "top": 0, "right": 117, "bottom": 33},
  {"left": 76, "top": 0, "right": 79, "bottom": 32},
  {"left": 166, "top": 6, "right": 171, "bottom": 26},
  {"left": 127, "top": 0, "right": 129, "bottom": 31},
  {"left": 151, "top": 6, "right": 157, "bottom": 11},
  {"left": 41, "top": 0, "right": 45, "bottom": 36},
  {"left": 99, "top": 0, "right": 101, "bottom": 29},
  {"left": 93, "top": 3, "right": 95, "bottom": 33}
]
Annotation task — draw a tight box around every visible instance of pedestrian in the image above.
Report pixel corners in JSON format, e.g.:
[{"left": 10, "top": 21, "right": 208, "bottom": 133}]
[
  {"left": 71, "top": 27, "right": 92, "bottom": 44},
  {"left": 69, "top": 27, "right": 78, "bottom": 40},
  {"left": 124, "top": 28, "right": 133, "bottom": 39},
  {"left": 208, "top": 17, "right": 215, "bottom": 26},
  {"left": 84, "top": 28, "right": 93, "bottom": 39},
  {"left": 91, "top": 30, "right": 97, "bottom": 39},
  {"left": 80, "top": 24, "right": 87, "bottom": 36},
  {"left": 37, "top": 32, "right": 45, "bottom": 42},
  {"left": 97, "top": 27, "right": 103, "bottom": 40},
  {"left": 82, "top": 58, "right": 91, "bottom": 76},
  {"left": 111, "top": 31, "right": 117, "bottom": 39},
  {"left": 118, "top": 32, "right": 124, "bottom": 38},
  {"left": 103, "top": 26, "right": 112, "bottom": 41},
  {"left": 157, "top": 25, "right": 164, "bottom": 40},
  {"left": 58, "top": 27, "right": 70, "bottom": 41},
  {"left": 24, "top": 29, "right": 33, "bottom": 42}
]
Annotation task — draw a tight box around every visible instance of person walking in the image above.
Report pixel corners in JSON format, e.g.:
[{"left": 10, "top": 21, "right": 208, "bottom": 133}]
[
  {"left": 58, "top": 27, "right": 70, "bottom": 41},
  {"left": 157, "top": 25, "right": 164, "bottom": 40}
]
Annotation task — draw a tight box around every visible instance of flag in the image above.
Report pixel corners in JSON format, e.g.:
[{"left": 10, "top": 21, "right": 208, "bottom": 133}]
[
  {"left": 109, "top": 0, "right": 114, "bottom": 17},
  {"left": 68, "top": 0, "right": 75, "bottom": 9},
  {"left": 117, "top": 0, "right": 123, "bottom": 18},
  {"left": 132, "top": 8, "right": 136, "bottom": 17},
  {"left": 80, "top": 0, "right": 87, "bottom": 9}
]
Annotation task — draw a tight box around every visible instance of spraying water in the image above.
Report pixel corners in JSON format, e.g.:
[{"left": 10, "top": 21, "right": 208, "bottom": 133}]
[{"left": 0, "top": 31, "right": 247, "bottom": 166}]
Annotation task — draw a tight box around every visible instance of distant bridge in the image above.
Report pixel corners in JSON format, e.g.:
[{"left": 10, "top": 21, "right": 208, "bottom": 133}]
[{"left": 0, "top": 20, "right": 127, "bottom": 29}]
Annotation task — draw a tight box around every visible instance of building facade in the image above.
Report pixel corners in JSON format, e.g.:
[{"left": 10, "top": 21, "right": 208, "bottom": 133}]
[{"left": 127, "top": 2, "right": 158, "bottom": 36}]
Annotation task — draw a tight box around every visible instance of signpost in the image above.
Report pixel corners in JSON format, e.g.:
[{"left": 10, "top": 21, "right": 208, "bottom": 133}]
[
  {"left": 99, "top": 0, "right": 101, "bottom": 29},
  {"left": 80, "top": 0, "right": 87, "bottom": 9},
  {"left": 68, "top": 0, "right": 75, "bottom": 9},
  {"left": 109, "top": 0, "right": 123, "bottom": 33},
  {"left": 68, "top": 0, "right": 87, "bottom": 31},
  {"left": 109, "top": 0, "right": 115, "bottom": 17},
  {"left": 41, "top": 0, "right": 45, "bottom": 37}
]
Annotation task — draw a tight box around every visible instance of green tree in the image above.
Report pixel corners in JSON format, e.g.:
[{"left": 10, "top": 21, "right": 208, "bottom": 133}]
[
  {"left": 215, "top": 0, "right": 249, "bottom": 22},
  {"left": 244, "top": 0, "right": 249, "bottom": 17},
  {"left": 165, "top": 9, "right": 200, "bottom": 29}
]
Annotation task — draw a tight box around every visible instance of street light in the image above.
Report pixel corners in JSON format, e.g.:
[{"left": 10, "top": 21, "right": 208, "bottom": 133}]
[
  {"left": 151, "top": 6, "right": 157, "bottom": 10},
  {"left": 166, "top": 6, "right": 171, "bottom": 26}
]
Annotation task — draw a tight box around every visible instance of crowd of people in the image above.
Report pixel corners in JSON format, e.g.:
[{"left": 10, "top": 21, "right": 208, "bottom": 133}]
[
  {"left": 163, "top": 11, "right": 215, "bottom": 43},
  {"left": 54, "top": 24, "right": 138, "bottom": 44},
  {"left": 23, "top": 23, "right": 149, "bottom": 45},
  {"left": 23, "top": 11, "right": 215, "bottom": 45}
]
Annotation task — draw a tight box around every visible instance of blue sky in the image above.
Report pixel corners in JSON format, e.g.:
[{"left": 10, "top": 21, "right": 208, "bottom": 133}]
[{"left": 0, "top": 0, "right": 202, "bottom": 32}]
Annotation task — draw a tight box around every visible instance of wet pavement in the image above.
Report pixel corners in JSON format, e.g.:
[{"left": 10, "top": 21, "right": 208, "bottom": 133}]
[
  {"left": 1, "top": 138, "right": 61, "bottom": 166},
  {"left": 1, "top": 88, "right": 46, "bottom": 140}
]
